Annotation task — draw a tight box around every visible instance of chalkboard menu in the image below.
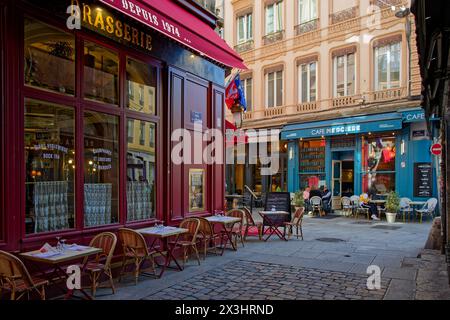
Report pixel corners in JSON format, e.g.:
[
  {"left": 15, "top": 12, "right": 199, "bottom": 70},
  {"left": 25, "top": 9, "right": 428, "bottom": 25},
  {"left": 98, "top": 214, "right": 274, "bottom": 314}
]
[
  {"left": 264, "top": 192, "right": 291, "bottom": 217},
  {"left": 414, "top": 163, "right": 433, "bottom": 198}
]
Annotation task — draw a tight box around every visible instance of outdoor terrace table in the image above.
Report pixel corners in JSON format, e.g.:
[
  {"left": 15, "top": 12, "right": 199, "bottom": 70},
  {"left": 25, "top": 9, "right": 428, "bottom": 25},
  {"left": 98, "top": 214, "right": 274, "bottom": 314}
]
[
  {"left": 20, "top": 245, "right": 102, "bottom": 300},
  {"left": 258, "top": 211, "right": 290, "bottom": 242},
  {"left": 136, "top": 226, "right": 188, "bottom": 278},
  {"left": 205, "top": 216, "right": 241, "bottom": 254},
  {"left": 225, "top": 194, "right": 244, "bottom": 209}
]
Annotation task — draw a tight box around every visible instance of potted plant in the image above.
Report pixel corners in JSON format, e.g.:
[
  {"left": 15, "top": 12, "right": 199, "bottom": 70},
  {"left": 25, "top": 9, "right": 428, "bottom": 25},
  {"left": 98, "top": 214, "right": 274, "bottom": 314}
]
[
  {"left": 293, "top": 190, "right": 305, "bottom": 210},
  {"left": 385, "top": 191, "right": 400, "bottom": 223}
]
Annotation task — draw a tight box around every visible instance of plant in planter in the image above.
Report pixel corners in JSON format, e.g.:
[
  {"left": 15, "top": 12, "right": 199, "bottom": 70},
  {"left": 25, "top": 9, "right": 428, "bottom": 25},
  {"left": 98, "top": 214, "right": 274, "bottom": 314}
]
[
  {"left": 293, "top": 190, "right": 305, "bottom": 210},
  {"left": 385, "top": 191, "right": 400, "bottom": 223}
]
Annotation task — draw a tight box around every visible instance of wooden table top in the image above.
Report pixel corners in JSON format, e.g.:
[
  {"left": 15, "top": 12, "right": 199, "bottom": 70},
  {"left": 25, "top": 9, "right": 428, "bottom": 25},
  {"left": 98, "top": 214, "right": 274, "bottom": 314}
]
[
  {"left": 20, "top": 246, "right": 102, "bottom": 265},
  {"left": 409, "top": 201, "right": 426, "bottom": 206},
  {"left": 369, "top": 200, "right": 386, "bottom": 204},
  {"left": 136, "top": 226, "right": 188, "bottom": 238},
  {"left": 260, "top": 211, "right": 289, "bottom": 215},
  {"left": 205, "top": 216, "right": 241, "bottom": 224}
]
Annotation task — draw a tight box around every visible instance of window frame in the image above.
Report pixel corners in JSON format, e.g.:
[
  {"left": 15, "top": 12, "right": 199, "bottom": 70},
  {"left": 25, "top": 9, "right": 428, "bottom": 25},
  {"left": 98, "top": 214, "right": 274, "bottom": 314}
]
[
  {"left": 374, "top": 41, "right": 402, "bottom": 91},
  {"left": 242, "top": 77, "right": 253, "bottom": 111},
  {"left": 298, "top": 61, "right": 318, "bottom": 103},
  {"left": 298, "top": 0, "right": 318, "bottom": 25},
  {"left": 333, "top": 52, "right": 356, "bottom": 97},
  {"left": 20, "top": 14, "right": 163, "bottom": 237},
  {"left": 236, "top": 12, "right": 253, "bottom": 44},
  {"left": 265, "top": 1, "right": 283, "bottom": 35},
  {"left": 265, "top": 70, "right": 283, "bottom": 108}
]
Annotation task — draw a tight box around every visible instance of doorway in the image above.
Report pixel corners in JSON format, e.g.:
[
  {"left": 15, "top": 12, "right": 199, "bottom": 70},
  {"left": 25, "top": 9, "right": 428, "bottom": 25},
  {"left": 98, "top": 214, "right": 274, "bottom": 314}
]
[{"left": 331, "top": 151, "right": 355, "bottom": 209}]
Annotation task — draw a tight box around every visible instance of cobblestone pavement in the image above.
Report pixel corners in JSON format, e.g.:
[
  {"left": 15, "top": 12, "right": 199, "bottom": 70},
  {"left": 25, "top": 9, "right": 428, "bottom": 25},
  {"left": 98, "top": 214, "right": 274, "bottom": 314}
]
[
  {"left": 144, "top": 260, "right": 390, "bottom": 300},
  {"left": 95, "top": 216, "right": 449, "bottom": 300}
]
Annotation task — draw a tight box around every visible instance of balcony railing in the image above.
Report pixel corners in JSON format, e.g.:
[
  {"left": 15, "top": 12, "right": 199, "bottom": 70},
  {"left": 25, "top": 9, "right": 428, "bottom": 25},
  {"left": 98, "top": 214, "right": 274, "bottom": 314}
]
[
  {"left": 330, "top": 6, "right": 358, "bottom": 25},
  {"left": 263, "top": 30, "right": 285, "bottom": 46},
  {"left": 234, "top": 40, "right": 254, "bottom": 53},
  {"left": 370, "top": 0, "right": 404, "bottom": 8},
  {"left": 240, "top": 88, "right": 409, "bottom": 124},
  {"left": 295, "top": 19, "right": 319, "bottom": 36}
]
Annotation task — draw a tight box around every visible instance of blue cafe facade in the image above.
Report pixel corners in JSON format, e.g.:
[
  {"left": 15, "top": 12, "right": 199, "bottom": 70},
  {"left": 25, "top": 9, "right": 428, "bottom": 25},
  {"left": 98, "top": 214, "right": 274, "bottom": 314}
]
[{"left": 281, "top": 108, "right": 439, "bottom": 206}]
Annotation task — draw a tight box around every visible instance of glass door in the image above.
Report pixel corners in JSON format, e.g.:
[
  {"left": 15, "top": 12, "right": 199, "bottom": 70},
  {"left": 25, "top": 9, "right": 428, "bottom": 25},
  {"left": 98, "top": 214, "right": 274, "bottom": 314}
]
[{"left": 332, "top": 160, "right": 342, "bottom": 210}]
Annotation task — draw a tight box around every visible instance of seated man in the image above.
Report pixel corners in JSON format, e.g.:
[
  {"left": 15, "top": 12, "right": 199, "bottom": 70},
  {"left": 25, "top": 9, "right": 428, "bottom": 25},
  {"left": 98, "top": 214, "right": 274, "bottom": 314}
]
[
  {"left": 321, "top": 186, "right": 332, "bottom": 214},
  {"left": 360, "top": 192, "right": 379, "bottom": 220}
]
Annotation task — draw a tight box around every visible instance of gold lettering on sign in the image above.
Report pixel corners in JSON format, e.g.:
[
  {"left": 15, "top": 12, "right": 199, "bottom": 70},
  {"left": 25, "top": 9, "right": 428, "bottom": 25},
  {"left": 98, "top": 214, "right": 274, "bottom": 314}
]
[{"left": 73, "top": 2, "right": 152, "bottom": 52}]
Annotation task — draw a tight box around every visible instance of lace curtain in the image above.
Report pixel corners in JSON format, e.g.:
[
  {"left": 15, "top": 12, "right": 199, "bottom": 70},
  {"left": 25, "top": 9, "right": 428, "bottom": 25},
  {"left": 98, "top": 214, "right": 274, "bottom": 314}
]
[
  {"left": 34, "top": 181, "right": 69, "bottom": 233},
  {"left": 127, "top": 181, "right": 152, "bottom": 221}
]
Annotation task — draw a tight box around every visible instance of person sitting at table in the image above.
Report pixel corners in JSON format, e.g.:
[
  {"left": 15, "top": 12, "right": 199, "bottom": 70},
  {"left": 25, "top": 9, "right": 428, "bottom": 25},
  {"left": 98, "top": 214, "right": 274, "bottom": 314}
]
[
  {"left": 309, "top": 186, "right": 323, "bottom": 199},
  {"left": 322, "top": 186, "right": 332, "bottom": 214},
  {"left": 360, "top": 192, "right": 379, "bottom": 220},
  {"left": 303, "top": 186, "right": 311, "bottom": 210}
]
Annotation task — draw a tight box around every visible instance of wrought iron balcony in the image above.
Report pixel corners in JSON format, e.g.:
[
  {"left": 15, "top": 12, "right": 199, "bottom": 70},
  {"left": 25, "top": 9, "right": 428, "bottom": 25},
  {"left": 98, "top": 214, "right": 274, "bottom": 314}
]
[
  {"left": 295, "top": 19, "right": 319, "bottom": 36},
  {"left": 234, "top": 40, "right": 254, "bottom": 53},
  {"left": 330, "top": 6, "right": 358, "bottom": 25},
  {"left": 263, "top": 30, "right": 285, "bottom": 46}
]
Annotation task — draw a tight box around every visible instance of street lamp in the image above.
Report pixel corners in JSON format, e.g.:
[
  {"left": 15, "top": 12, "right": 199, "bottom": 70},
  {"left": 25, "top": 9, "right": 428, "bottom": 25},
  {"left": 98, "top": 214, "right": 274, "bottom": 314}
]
[{"left": 230, "top": 103, "right": 244, "bottom": 128}]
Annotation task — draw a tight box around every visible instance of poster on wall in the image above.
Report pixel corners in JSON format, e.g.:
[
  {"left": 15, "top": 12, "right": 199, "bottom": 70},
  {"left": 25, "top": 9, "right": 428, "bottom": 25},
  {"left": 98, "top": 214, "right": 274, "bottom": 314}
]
[
  {"left": 414, "top": 163, "right": 433, "bottom": 198},
  {"left": 189, "top": 169, "right": 205, "bottom": 212}
]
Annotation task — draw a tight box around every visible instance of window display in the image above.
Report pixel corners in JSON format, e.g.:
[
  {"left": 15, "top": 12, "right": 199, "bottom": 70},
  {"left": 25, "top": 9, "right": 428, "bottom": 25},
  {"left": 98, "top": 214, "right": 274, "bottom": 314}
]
[
  {"left": 126, "top": 119, "right": 156, "bottom": 222},
  {"left": 189, "top": 169, "right": 205, "bottom": 212},
  {"left": 299, "top": 139, "right": 325, "bottom": 189},
  {"left": 362, "top": 135, "right": 396, "bottom": 193},
  {"left": 24, "top": 99, "right": 75, "bottom": 234},
  {"left": 84, "top": 111, "right": 119, "bottom": 227}
]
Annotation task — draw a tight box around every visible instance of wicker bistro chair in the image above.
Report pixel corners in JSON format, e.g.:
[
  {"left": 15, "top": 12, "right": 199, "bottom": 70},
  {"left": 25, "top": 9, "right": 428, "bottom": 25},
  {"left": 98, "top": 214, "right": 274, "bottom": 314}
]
[
  {"left": 242, "top": 207, "right": 263, "bottom": 241},
  {"left": 309, "top": 196, "right": 323, "bottom": 216},
  {"left": 80, "top": 232, "right": 117, "bottom": 297},
  {"left": 170, "top": 218, "right": 201, "bottom": 267},
  {"left": 224, "top": 209, "right": 245, "bottom": 248},
  {"left": 341, "top": 197, "right": 353, "bottom": 217},
  {"left": 284, "top": 207, "right": 305, "bottom": 240},
  {"left": 399, "top": 198, "right": 414, "bottom": 222},
  {"left": 0, "top": 250, "right": 48, "bottom": 300},
  {"left": 196, "top": 217, "right": 221, "bottom": 259},
  {"left": 352, "top": 195, "right": 370, "bottom": 220},
  {"left": 349, "top": 195, "right": 360, "bottom": 217},
  {"left": 118, "top": 228, "right": 157, "bottom": 285},
  {"left": 416, "top": 198, "right": 438, "bottom": 223}
]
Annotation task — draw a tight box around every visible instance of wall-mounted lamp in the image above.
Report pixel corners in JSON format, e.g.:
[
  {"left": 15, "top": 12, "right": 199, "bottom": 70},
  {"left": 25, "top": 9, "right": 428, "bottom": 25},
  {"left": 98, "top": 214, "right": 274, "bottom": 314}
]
[
  {"left": 230, "top": 103, "right": 244, "bottom": 128},
  {"left": 401, "top": 139, "right": 406, "bottom": 155},
  {"left": 289, "top": 146, "right": 294, "bottom": 160}
]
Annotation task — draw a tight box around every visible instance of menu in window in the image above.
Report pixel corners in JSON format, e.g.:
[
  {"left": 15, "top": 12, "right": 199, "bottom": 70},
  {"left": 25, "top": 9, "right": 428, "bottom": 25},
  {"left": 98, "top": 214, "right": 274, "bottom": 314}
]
[{"left": 414, "top": 163, "right": 433, "bottom": 198}]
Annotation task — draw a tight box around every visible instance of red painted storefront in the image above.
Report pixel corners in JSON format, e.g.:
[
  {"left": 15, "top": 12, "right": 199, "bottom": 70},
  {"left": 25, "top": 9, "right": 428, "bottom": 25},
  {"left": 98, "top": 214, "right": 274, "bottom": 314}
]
[{"left": 0, "top": 0, "right": 244, "bottom": 252}]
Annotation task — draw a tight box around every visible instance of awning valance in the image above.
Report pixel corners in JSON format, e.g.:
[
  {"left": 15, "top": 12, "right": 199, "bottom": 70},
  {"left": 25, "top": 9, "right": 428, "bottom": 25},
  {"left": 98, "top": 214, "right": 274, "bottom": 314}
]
[{"left": 99, "top": 0, "right": 247, "bottom": 70}]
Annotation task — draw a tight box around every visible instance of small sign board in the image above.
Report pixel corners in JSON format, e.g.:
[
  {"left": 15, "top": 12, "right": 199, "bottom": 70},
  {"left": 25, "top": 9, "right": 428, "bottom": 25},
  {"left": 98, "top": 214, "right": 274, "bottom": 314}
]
[
  {"left": 190, "top": 111, "right": 203, "bottom": 124},
  {"left": 414, "top": 163, "right": 433, "bottom": 198}
]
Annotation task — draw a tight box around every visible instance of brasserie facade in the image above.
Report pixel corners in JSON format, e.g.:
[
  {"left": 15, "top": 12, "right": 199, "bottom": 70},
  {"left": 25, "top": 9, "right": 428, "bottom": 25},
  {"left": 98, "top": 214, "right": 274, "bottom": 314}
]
[{"left": 0, "top": 0, "right": 245, "bottom": 252}]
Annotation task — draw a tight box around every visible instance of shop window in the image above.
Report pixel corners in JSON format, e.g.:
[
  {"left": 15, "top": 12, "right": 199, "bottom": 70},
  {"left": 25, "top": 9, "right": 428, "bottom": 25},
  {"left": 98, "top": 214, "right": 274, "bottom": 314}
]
[
  {"left": 266, "top": 70, "right": 283, "bottom": 108},
  {"left": 333, "top": 52, "right": 355, "bottom": 97},
  {"left": 126, "top": 119, "right": 156, "bottom": 222},
  {"left": 24, "top": 17, "right": 75, "bottom": 95},
  {"left": 361, "top": 135, "right": 397, "bottom": 194},
  {"left": 298, "top": 61, "right": 317, "bottom": 103},
  {"left": 299, "top": 139, "right": 326, "bottom": 190},
  {"left": 84, "top": 41, "right": 119, "bottom": 105},
  {"left": 374, "top": 42, "right": 401, "bottom": 91},
  {"left": 126, "top": 57, "right": 157, "bottom": 115},
  {"left": 265, "top": 1, "right": 283, "bottom": 35},
  {"left": 84, "top": 111, "right": 119, "bottom": 227},
  {"left": 237, "top": 12, "right": 253, "bottom": 44},
  {"left": 24, "top": 99, "right": 75, "bottom": 234}
]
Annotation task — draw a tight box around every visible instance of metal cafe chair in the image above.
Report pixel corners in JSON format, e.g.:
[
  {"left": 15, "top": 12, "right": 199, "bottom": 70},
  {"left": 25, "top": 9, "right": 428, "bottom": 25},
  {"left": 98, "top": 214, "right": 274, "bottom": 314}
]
[
  {"left": 341, "top": 197, "right": 353, "bottom": 217},
  {"left": 415, "top": 198, "right": 438, "bottom": 223},
  {"left": 399, "top": 197, "right": 414, "bottom": 222},
  {"left": 310, "top": 196, "right": 323, "bottom": 216}
]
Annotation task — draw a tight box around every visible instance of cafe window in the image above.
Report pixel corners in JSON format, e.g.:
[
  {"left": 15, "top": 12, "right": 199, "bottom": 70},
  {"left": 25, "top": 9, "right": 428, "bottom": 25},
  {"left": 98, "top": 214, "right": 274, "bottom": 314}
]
[
  {"left": 298, "top": 61, "right": 317, "bottom": 103},
  {"left": 333, "top": 52, "right": 355, "bottom": 97},
  {"left": 361, "top": 134, "right": 397, "bottom": 194},
  {"left": 374, "top": 42, "right": 401, "bottom": 91},
  {"left": 24, "top": 99, "right": 75, "bottom": 234},
  {"left": 265, "top": 1, "right": 283, "bottom": 35},
  {"left": 126, "top": 119, "right": 156, "bottom": 222},
  {"left": 299, "top": 139, "right": 326, "bottom": 190},
  {"left": 84, "top": 41, "right": 119, "bottom": 105},
  {"left": 24, "top": 17, "right": 75, "bottom": 95},
  {"left": 266, "top": 70, "right": 283, "bottom": 108},
  {"left": 237, "top": 13, "right": 253, "bottom": 44},
  {"left": 126, "top": 57, "right": 157, "bottom": 115},
  {"left": 84, "top": 111, "right": 119, "bottom": 227}
]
